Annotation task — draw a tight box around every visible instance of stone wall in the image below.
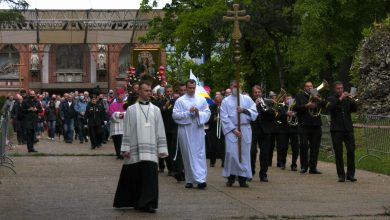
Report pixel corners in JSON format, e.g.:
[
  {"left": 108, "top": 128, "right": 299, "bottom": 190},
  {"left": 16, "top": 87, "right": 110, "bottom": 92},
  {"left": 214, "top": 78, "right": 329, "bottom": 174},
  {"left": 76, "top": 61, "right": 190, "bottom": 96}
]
[{"left": 358, "top": 25, "right": 390, "bottom": 115}]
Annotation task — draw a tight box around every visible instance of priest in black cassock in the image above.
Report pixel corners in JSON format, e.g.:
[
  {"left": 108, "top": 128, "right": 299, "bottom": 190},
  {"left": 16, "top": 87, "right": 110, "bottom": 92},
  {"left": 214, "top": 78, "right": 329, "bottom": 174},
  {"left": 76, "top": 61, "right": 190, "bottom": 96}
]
[
  {"left": 113, "top": 81, "right": 168, "bottom": 213},
  {"left": 207, "top": 94, "right": 225, "bottom": 167}
]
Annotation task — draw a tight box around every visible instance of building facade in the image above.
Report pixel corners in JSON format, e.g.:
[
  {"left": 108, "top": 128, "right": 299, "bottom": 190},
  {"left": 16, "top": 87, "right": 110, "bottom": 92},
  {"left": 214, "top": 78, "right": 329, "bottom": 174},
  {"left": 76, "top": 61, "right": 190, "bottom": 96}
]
[{"left": 0, "top": 9, "right": 166, "bottom": 95}]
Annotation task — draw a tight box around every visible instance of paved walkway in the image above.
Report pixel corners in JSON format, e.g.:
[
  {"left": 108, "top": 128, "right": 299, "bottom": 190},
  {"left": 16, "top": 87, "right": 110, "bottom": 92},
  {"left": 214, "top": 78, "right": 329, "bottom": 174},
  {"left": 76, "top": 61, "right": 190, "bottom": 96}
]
[{"left": 0, "top": 137, "right": 389, "bottom": 219}]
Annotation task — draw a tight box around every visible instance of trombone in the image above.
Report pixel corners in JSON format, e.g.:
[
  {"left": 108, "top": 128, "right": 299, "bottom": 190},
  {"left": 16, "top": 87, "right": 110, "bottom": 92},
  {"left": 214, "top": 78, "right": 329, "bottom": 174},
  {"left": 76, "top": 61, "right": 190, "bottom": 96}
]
[{"left": 308, "top": 80, "right": 328, "bottom": 117}]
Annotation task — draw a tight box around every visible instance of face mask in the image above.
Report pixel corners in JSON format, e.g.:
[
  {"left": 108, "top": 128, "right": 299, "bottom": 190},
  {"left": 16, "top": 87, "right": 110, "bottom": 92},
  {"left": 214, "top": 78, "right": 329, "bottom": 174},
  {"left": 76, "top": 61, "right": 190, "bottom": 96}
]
[{"left": 232, "top": 88, "right": 238, "bottom": 96}]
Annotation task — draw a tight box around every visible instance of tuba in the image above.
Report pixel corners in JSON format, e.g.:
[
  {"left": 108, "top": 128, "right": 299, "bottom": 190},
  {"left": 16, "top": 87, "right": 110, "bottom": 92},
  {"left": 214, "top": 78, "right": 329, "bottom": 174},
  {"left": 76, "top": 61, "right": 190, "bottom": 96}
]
[
  {"left": 308, "top": 80, "right": 328, "bottom": 117},
  {"left": 286, "top": 99, "right": 298, "bottom": 126}
]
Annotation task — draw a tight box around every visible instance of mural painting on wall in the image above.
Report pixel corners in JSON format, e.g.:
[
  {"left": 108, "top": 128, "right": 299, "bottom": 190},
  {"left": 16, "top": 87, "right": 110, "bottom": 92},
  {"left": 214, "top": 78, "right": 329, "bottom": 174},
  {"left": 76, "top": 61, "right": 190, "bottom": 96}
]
[
  {"left": 132, "top": 49, "right": 160, "bottom": 77},
  {"left": 0, "top": 45, "right": 19, "bottom": 79},
  {"left": 56, "top": 45, "right": 83, "bottom": 70}
]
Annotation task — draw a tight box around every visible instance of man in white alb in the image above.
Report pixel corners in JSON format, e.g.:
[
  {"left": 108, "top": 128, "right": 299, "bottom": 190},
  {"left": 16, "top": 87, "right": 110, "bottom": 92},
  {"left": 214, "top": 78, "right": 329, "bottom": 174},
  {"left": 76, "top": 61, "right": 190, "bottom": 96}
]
[
  {"left": 220, "top": 79, "right": 258, "bottom": 187},
  {"left": 173, "top": 79, "right": 211, "bottom": 189}
]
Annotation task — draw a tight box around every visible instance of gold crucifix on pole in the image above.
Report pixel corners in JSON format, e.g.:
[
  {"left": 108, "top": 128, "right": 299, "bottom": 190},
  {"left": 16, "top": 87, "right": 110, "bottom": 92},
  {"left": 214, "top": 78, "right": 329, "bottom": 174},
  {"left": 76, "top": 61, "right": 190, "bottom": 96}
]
[{"left": 223, "top": 4, "right": 250, "bottom": 163}]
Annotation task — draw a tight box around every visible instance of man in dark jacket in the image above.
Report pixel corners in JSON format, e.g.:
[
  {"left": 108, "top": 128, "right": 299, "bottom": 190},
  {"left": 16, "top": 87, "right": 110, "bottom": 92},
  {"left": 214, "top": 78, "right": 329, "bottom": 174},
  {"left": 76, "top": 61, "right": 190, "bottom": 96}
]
[
  {"left": 21, "top": 90, "right": 42, "bottom": 152},
  {"left": 326, "top": 81, "right": 358, "bottom": 182},
  {"left": 279, "top": 94, "right": 299, "bottom": 171},
  {"left": 85, "top": 96, "right": 106, "bottom": 149},
  {"left": 11, "top": 94, "right": 25, "bottom": 145},
  {"left": 295, "top": 81, "right": 326, "bottom": 174},
  {"left": 60, "top": 94, "right": 77, "bottom": 143}
]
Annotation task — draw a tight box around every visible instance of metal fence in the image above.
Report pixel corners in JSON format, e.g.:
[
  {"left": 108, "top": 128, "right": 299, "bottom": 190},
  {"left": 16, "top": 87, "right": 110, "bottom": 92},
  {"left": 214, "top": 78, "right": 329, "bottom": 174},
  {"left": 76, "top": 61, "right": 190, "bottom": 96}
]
[
  {"left": 0, "top": 114, "right": 16, "bottom": 174},
  {"left": 320, "top": 115, "right": 335, "bottom": 159},
  {"left": 359, "top": 114, "right": 390, "bottom": 162}
]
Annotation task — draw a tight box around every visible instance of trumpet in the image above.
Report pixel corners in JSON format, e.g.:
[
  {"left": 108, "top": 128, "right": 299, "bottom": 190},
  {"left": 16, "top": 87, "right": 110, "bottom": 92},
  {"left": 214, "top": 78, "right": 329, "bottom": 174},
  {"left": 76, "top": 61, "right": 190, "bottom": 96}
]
[
  {"left": 286, "top": 99, "right": 298, "bottom": 126},
  {"left": 256, "top": 97, "right": 271, "bottom": 112},
  {"left": 308, "top": 80, "right": 328, "bottom": 117}
]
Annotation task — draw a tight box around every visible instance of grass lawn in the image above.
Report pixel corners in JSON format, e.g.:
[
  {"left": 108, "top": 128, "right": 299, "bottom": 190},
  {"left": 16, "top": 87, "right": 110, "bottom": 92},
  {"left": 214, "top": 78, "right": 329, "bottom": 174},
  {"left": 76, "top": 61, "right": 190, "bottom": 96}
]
[{"left": 319, "top": 127, "right": 390, "bottom": 175}]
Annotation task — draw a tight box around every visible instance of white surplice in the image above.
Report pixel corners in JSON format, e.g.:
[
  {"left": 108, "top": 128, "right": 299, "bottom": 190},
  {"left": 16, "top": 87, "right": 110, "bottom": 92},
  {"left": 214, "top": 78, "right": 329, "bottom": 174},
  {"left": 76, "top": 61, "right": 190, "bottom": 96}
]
[
  {"left": 220, "top": 94, "right": 258, "bottom": 179},
  {"left": 172, "top": 94, "right": 211, "bottom": 184}
]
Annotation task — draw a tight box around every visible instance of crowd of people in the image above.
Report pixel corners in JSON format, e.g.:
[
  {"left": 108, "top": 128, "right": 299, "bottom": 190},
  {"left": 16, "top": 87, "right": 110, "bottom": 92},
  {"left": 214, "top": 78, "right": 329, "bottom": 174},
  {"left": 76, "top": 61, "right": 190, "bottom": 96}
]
[{"left": 1, "top": 78, "right": 358, "bottom": 214}]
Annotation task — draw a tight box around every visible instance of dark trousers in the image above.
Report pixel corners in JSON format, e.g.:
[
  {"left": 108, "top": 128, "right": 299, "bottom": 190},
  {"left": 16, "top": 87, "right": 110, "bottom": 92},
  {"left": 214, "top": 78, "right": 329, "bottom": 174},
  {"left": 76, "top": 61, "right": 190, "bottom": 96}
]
[
  {"left": 279, "top": 132, "right": 299, "bottom": 167},
  {"left": 268, "top": 133, "right": 281, "bottom": 166},
  {"left": 331, "top": 131, "right": 356, "bottom": 178},
  {"left": 26, "top": 128, "right": 36, "bottom": 151},
  {"left": 89, "top": 125, "right": 101, "bottom": 148},
  {"left": 299, "top": 126, "right": 322, "bottom": 170},
  {"left": 47, "top": 120, "right": 56, "bottom": 138},
  {"left": 112, "top": 135, "right": 123, "bottom": 157},
  {"left": 209, "top": 135, "right": 225, "bottom": 166},
  {"left": 171, "top": 132, "right": 184, "bottom": 180},
  {"left": 77, "top": 119, "right": 87, "bottom": 142},
  {"left": 227, "top": 175, "right": 247, "bottom": 184},
  {"left": 113, "top": 161, "right": 158, "bottom": 209},
  {"left": 16, "top": 120, "right": 26, "bottom": 144},
  {"left": 159, "top": 133, "right": 175, "bottom": 172},
  {"left": 251, "top": 131, "right": 269, "bottom": 178}
]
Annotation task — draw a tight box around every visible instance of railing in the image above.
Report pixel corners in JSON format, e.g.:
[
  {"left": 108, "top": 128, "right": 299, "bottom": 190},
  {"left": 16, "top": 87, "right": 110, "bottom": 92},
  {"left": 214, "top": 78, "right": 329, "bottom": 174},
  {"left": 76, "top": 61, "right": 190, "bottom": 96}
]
[
  {"left": 320, "top": 114, "right": 335, "bottom": 159},
  {"left": 358, "top": 114, "right": 390, "bottom": 162},
  {"left": 0, "top": 114, "right": 16, "bottom": 174}
]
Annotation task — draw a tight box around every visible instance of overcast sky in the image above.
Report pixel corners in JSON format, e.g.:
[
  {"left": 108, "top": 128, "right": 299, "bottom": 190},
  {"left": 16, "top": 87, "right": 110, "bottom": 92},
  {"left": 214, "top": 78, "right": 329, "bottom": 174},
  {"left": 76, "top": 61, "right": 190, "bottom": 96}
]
[{"left": 0, "top": 0, "right": 171, "bottom": 9}]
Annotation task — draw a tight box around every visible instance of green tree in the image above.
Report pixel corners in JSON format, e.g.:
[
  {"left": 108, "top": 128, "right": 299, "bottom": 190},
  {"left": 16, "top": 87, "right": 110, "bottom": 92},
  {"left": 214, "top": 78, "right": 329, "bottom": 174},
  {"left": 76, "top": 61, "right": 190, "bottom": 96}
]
[
  {"left": 0, "top": 0, "right": 29, "bottom": 22},
  {"left": 290, "top": 0, "right": 390, "bottom": 88}
]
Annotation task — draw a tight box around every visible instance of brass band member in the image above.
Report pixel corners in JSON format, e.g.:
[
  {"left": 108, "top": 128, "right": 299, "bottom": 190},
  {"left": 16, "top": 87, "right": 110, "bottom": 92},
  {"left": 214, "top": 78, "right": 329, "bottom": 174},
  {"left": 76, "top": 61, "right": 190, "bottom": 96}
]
[
  {"left": 250, "top": 85, "right": 274, "bottom": 182},
  {"left": 279, "top": 94, "right": 299, "bottom": 170},
  {"left": 268, "top": 91, "right": 282, "bottom": 168},
  {"left": 326, "top": 81, "right": 357, "bottom": 182},
  {"left": 295, "top": 81, "right": 325, "bottom": 174}
]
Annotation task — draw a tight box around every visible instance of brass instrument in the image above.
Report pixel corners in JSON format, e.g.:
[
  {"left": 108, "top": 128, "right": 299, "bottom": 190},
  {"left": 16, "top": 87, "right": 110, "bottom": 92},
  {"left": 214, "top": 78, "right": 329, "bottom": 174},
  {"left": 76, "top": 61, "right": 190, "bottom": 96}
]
[
  {"left": 308, "top": 80, "right": 328, "bottom": 117},
  {"left": 273, "top": 88, "right": 286, "bottom": 122},
  {"left": 286, "top": 99, "right": 298, "bottom": 126},
  {"left": 347, "top": 87, "right": 359, "bottom": 102},
  {"left": 256, "top": 97, "right": 271, "bottom": 112}
]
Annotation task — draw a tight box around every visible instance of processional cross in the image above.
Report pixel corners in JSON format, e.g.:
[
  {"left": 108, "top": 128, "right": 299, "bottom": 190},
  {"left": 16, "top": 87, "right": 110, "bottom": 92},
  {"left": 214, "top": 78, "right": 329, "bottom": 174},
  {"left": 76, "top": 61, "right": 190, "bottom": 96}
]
[{"left": 223, "top": 4, "right": 250, "bottom": 163}]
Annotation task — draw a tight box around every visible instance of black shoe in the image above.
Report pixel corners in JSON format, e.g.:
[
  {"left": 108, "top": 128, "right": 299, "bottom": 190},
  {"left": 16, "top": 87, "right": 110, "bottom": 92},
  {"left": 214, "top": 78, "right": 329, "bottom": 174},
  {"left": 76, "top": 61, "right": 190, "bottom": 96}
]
[
  {"left": 185, "top": 183, "right": 193, "bottom": 188},
  {"left": 28, "top": 150, "right": 38, "bottom": 153},
  {"left": 309, "top": 169, "right": 322, "bottom": 174},
  {"left": 102, "top": 141, "right": 107, "bottom": 144},
  {"left": 276, "top": 163, "right": 281, "bottom": 168},
  {"left": 338, "top": 177, "right": 345, "bottom": 182},
  {"left": 300, "top": 168, "right": 308, "bottom": 174},
  {"left": 140, "top": 206, "right": 156, "bottom": 213},
  {"left": 80, "top": 141, "right": 83, "bottom": 144},
  {"left": 210, "top": 163, "right": 215, "bottom": 167},
  {"left": 260, "top": 176, "right": 268, "bottom": 182},
  {"left": 281, "top": 164, "right": 286, "bottom": 170},
  {"left": 167, "top": 171, "right": 173, "bottom": 176},
  {"left": 346, "top": 176, "right": 357, "bottom": 182},
  {"left": 197, "top": 182, "right": 207, "bottom": 189},
  {"left": 91, "top": 146, "right": 96, "bottom": 150},
  {"left": 226, "top": 181, "right": 234, "bottom": 187},
  {"left": 85, "top": 139, "right": 88, "bottom": 142},
  {"left": 291, "top": 166, "right": 298, "bottom": 171},
  {"left": 239, "top": 182, "right": 249, "bottom": 188}
]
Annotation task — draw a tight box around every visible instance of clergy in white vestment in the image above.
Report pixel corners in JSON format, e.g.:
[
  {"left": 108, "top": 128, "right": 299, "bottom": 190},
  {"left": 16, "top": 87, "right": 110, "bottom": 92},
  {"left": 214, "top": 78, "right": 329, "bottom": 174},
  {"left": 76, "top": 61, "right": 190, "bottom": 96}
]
[
  {"left": 220, "top": 80, "right": 258, "bottom": 187},
  {"left": 172, "top": 79, "right": 211, "bottom": 189},
  {"left": 113, "top": 81, "right": 168, "bottom": 213}
]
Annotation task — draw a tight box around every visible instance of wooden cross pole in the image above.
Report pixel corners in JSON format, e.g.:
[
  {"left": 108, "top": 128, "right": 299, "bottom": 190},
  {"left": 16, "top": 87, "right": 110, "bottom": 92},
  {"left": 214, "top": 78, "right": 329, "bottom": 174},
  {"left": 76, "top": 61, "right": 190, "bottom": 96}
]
[{"left": 223, "top": 4, "right": 250, "bottom": 163}]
